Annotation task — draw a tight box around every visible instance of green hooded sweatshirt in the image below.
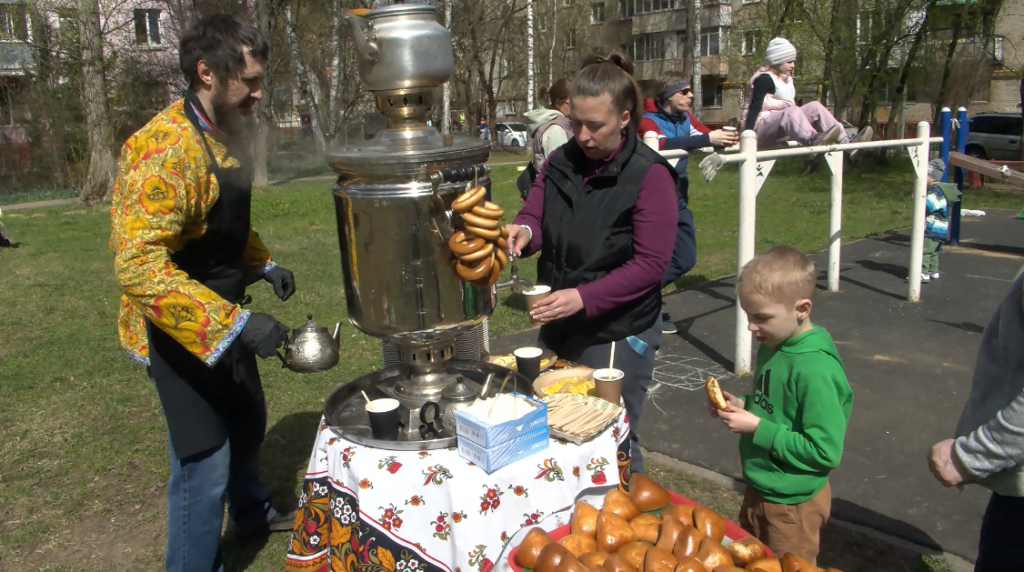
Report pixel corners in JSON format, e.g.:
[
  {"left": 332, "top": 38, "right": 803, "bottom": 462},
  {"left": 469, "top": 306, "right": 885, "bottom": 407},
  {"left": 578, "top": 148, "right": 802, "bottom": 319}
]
[{"left": 740, "top": 325, "right": 853, "bottom": 503}]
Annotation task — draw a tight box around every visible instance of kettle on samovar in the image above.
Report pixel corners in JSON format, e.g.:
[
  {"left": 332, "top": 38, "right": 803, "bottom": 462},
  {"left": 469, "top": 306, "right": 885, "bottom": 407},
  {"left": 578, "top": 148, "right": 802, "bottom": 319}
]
[{"left": 339, "top": 1, "right": 456, "bottom": 92}]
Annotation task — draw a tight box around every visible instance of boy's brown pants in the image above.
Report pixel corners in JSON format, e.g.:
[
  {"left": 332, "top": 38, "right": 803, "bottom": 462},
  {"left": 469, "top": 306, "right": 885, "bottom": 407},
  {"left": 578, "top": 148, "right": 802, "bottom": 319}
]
[{"left": 738, "top": 481, "right": 832, "bottom": 566}]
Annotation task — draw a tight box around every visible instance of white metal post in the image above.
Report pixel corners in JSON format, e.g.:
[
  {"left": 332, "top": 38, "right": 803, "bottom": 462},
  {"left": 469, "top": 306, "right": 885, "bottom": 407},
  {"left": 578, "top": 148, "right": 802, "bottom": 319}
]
[
  {"left": 907, "top": 122, "right": 930, "bottom": 302},
  {"left": 643, "top": 132, "right": 659, "bottom": 150},
  {"left": 825, "top": 152, "right": 843, "bottom": 292},
  {"left": 735, "top": 131, "right": 758, "bottom": 375}
]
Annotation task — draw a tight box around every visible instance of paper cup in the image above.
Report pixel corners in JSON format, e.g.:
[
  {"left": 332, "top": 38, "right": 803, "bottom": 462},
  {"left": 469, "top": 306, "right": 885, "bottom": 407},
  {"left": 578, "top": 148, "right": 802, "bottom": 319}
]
[
  {"left": 723, "top": 126, "right": 737, "bottom": 132},
  {"left": 592, "top": 367, "right": 624, "bottom": 405},
  {"left": 514, "top": 346, "right": 544, "bottom": 381},
  {"left": 523, "top": 285, "right": 552, "bottom": 325},
  {"left": 366, "top": 398, "right": 401, "bottom": 440}
]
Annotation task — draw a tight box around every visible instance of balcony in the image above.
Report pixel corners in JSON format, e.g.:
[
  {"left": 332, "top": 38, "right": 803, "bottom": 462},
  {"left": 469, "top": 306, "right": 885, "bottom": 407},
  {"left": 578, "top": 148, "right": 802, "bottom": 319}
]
[
  {"left": 0, "top": 42, "right": 34, "bottom": 76},
  {"left": 632, "top": 9, "right": 686, "bottom": 35},
  {"left": 701, "top": 55, "right": 728, "bottom": 76},
  {"left": 701, "top": 2, "right": 732, "bottom": 28}
]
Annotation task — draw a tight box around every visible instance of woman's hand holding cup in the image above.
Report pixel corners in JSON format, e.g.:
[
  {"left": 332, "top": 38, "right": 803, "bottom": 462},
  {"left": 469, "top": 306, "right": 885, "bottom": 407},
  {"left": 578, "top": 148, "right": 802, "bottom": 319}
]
[{"left": 530, "top": 288, "right": 584, "bottom": 323}]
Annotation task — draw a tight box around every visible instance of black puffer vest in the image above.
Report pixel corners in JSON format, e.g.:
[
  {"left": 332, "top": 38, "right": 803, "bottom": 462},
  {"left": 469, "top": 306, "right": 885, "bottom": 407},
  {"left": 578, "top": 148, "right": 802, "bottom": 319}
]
[{"left": 537, "top": 127, "right": 680, "bottom": 356}]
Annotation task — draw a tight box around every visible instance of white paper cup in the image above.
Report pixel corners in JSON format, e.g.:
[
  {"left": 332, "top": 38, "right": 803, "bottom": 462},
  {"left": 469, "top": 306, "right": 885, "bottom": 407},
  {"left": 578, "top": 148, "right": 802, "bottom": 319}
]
[
  {"left": 592, "top": 368, "right": 624, "bottom": 404},
  {"left": 523, "top": 285, "right": 552, "bottom": 325},
  {"left": 723, "top": 126, "right": 737, "bottom": 132}
]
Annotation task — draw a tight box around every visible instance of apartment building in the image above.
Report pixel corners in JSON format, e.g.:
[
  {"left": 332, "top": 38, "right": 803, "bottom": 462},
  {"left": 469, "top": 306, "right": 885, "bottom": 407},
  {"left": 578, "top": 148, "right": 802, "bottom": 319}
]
[{"left": 586, "top": 0, "right": 1024, "bottom": 127}]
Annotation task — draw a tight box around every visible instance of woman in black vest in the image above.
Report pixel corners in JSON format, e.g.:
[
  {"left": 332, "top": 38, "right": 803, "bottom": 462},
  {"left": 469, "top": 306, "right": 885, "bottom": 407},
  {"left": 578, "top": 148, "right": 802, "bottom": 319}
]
[{"left": 505, "top": 61, "right": 679, "bottom": 474}]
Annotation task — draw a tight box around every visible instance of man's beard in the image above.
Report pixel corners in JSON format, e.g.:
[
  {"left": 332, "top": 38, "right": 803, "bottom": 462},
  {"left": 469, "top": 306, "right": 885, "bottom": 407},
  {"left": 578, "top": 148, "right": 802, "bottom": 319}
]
[{"left": 211, "top": 91, "right": 256, "bottom": 138}]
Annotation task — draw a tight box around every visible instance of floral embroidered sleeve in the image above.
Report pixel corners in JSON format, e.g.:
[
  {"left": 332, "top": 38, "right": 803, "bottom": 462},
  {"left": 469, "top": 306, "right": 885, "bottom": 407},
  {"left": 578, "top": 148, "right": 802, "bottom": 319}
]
[
  {"left": 244, "top": 227, "right": 275, "bottom": 283},
  {"left": 111, "top": 123, "right": 250, "bottom": 367}
]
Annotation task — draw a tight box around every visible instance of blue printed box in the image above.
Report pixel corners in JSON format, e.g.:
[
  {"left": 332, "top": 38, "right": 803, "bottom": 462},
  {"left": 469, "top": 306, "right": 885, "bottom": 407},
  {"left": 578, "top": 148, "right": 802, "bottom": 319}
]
[
  {"left": 455, "top": 393, "right": 548, "bottom": 449},
  {"left": 456, "top": 426, "right": 550, "bottom": 473}
]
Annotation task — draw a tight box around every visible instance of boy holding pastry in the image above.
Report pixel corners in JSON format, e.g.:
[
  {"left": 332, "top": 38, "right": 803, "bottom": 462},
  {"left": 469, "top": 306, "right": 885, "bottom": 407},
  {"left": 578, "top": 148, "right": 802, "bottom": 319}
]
[{"left": 706, "top": 245, "right": 854, "bottom": 565}]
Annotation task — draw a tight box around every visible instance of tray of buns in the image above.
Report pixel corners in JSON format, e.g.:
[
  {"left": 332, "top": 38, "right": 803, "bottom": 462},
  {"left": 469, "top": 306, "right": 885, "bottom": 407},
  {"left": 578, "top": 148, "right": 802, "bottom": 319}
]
[{"left": 540, "top": 393, "right": 622, "bottom": 445}]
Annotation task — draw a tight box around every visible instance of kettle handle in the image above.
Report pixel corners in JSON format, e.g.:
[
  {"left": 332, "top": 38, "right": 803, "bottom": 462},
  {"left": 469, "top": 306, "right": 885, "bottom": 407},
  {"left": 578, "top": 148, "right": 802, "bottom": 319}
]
[
  {"left": 339, "top": 10, "right": 380, "bottom": 63},
  {"left": 276, "top": 350, "right": 288, "bottom": 369}
]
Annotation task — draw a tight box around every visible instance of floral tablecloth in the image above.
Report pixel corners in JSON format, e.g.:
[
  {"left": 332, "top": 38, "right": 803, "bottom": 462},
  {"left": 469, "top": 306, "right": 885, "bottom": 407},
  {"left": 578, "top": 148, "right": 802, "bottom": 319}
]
[{"left": 284, "top": 412, "right": 630, "bottom": 572}]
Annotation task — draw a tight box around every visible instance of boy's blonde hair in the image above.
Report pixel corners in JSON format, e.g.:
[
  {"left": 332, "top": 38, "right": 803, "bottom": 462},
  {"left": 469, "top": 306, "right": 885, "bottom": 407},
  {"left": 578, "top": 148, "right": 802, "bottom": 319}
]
[{"left": 737, "top": 245, "right": 817, "bottom": 304}]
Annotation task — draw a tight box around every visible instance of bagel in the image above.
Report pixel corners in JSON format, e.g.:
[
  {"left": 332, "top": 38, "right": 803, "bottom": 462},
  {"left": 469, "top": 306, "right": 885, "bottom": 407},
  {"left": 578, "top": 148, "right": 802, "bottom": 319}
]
[
  {"left": 458, "top": 242, "right": 494, "bottom": 263},
  {"left": 465, "top": 225, "right": 501, "bottom": 240},
  {"left": 462, "top": 211, "right": 500, "bottom": 230},
  {"left": 448, "top": 231, "right": 486, "bottom": 256},
  {"left": 706, "top": 376, "right": 728, "bottom": 411},
  {"left": 501, "top": 226, "right": 509, "bottom": 239},
  {"left": 474, "top": 253, "right": 501, "bottom": 287},
  {"left": 452, "top": 186, "right": 486, "bottom": 213},
  {"left": 471, "top": 201, "right": 505, "bottom": 220},
  {"left": 497, "top": 236, "right": 508, "bottom": 251},
  {"left": 495, "top": 247, "right": 509, "bottom": 270},
  {"left": 456, "top": 254, "right": 493, "bottom": 281}
]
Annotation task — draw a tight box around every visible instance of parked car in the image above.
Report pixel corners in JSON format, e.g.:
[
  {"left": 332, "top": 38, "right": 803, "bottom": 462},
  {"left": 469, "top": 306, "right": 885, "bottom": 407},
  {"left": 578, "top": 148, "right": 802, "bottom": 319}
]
[
  {"left": 481, "top": 122, "right": 528, "bottom": 148},
  {"left": 965, "top": 112, "right": 1023, "bottom": 160}
]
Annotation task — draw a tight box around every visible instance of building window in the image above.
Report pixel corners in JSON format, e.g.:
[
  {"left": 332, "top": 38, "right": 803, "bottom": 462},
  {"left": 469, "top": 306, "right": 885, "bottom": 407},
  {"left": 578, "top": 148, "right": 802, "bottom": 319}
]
[
  {"left": 636, "top": 0, "right": 677, "bottom": 15},
  {"left": 700, "top": 27, "right": 720, "bottom": 56},
  {"left": 742, "top": 30, "right": 761, "bottom": 56},
  {"left": 591, "top": 2, "right": 605, "bottom": 24},
  {"left": 634, "top": 33, "right": 670, "bottom": 62},
  {"left": 857, "top": 11, "right": 880, "bottom": 45},
  {"left": 134, "top": 9, "right": 162, "bottom": 47},
  {"left": 993, "top": 37, "right": 1004, "bottom": 61},
  {"left": 621, "top": 42, "right": 635, "bottom": 61},
  {"left": 0, "top": 3, "right": 28, "bottom": 42},
  {"left": 566, "top": 30, "right": 577, "bottom": 50},
  {"left": 702, "top": 80, "right": 724, "bottom": 108},
  {"left": 619, "top": 0, "right": 634, "bottom": 20},
  {"left": 676, "top": 32, "right": 688, "bottom": 58}
]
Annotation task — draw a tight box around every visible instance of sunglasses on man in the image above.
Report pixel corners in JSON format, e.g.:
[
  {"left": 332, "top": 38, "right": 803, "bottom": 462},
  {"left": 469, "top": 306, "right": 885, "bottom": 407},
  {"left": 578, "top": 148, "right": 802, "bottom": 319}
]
[{"left": 679, "top": 89, "right": 692, "bottom": 96}]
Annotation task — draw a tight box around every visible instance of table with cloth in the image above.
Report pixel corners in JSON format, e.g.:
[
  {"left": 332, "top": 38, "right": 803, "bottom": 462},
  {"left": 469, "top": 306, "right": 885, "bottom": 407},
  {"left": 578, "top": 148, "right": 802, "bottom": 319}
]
[{"left": 284, "top": 410, "right": 630, "bottom": 572}]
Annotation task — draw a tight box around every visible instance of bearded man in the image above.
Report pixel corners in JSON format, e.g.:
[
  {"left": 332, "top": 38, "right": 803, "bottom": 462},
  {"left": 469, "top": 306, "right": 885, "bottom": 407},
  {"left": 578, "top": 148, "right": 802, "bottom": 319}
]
[{"left": 109, "top": 14, "right": 295, "bottom": 571}]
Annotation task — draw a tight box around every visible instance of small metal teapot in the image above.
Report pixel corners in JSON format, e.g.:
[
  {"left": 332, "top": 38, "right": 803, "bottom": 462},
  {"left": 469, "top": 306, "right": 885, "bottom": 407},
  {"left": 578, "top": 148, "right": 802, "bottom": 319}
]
[
  {"left": 339, "top": 2, "right": 455, "bottom": 91},
  {"left": 277, "top": 315, "right": 341, "bottom": 373},
  {"left": 421, "top": 376, "right": 480, "bottom": 434}
]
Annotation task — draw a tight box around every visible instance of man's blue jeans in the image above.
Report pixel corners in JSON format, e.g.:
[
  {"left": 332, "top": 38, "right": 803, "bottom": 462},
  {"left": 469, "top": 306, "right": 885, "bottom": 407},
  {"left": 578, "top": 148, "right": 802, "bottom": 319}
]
[
  {"left": 662, "top": 191, "right": 697, "bottom": 289},
  {"left": 165, "top": 436, "right": 271, "bottom": 572}
]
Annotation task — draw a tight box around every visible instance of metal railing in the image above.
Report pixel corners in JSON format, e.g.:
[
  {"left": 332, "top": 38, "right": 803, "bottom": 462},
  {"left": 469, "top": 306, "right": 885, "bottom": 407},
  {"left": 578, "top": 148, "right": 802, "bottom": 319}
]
[{"left": 644, "top": 122, "right": 945, "bottom": 375}]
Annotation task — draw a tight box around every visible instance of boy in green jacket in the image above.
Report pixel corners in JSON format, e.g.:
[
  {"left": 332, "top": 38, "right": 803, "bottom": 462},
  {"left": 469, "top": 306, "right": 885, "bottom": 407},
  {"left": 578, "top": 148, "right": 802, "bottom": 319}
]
[{"left": 708, "top": 245, "right": 853, "bottom": 565}]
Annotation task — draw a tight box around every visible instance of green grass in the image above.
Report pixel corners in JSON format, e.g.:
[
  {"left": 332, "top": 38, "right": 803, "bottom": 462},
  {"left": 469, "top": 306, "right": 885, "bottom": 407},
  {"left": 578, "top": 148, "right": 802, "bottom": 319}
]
[
  {"left": 0, "top": 158, "right": 1012, "bottom": 570},
  {"left": 0, "top": 187, "right": 80, "bottom": 205}
]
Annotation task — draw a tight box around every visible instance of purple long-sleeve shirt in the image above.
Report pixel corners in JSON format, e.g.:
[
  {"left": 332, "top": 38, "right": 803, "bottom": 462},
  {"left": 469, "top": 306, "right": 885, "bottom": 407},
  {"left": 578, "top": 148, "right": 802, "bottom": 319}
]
[{"left": 513, "top": 139, "right": 678, "bottom": 319}]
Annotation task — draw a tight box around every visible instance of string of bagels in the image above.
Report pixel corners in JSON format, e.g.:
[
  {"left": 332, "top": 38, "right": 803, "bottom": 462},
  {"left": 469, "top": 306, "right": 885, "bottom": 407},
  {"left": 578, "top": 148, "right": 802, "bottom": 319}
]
[{"left": 449, "top": 186, "right": 509, "bottom": 287}]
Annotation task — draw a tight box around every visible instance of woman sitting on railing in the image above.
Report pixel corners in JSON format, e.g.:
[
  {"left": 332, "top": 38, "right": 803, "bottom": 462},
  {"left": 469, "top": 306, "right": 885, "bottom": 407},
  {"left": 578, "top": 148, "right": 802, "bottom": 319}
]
[{"left": 741, "top": 38, "right": 872, "bottom": 151}]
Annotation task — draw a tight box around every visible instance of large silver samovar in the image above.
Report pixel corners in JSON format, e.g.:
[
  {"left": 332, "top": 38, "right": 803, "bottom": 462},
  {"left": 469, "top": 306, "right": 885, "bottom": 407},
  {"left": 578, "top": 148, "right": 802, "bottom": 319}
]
[{"left": 323, "top": 1, "right": 532, "bottom": 450}]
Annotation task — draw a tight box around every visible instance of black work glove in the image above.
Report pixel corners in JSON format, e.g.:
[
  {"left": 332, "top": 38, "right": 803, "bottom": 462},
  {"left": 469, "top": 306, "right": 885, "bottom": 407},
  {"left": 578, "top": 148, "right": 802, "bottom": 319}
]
[
  {"left": 264, "top": 266, "right": 296, "bottom": 301},
  {"left": 239, "top": 312, "right": 290, "bottom": 358}
]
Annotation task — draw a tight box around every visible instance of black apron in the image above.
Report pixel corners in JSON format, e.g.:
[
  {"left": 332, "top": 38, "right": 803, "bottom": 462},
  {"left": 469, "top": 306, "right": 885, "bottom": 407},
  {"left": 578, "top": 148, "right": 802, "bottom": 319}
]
[{"left": 146, "top": 91, "right": 266, "bottom": 461}]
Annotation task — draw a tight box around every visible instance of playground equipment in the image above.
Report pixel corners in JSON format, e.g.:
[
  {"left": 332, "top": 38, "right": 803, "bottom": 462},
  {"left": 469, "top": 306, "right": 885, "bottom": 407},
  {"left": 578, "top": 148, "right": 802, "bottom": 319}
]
[{"left": 646, "top": 121, "right": 950, "bottom": 374}]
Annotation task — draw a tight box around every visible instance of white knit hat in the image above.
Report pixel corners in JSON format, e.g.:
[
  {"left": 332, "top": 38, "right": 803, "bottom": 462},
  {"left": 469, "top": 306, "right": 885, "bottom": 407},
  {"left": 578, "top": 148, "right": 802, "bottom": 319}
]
[{"left": 765, "top": 38, "right": 797, "bottom": 66}]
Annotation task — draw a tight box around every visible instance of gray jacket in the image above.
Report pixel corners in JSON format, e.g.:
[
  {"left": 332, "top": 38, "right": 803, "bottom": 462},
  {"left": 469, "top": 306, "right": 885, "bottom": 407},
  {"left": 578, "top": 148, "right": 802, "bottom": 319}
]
[{"left": 954, "top": 265, "right": 1024, "bottom": 496}]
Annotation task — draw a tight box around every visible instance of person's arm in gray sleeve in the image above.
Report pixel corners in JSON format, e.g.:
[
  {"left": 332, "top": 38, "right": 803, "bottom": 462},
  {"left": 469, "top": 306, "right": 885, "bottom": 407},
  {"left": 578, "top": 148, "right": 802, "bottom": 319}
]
[{"left": 955, "top": 389, "right": 1024, "bottom": 478}]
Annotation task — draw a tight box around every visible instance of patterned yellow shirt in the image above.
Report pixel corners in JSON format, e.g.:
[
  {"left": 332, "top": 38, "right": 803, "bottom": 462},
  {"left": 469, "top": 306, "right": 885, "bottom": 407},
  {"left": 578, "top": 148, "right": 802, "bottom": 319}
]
[{"left": 109, "top": 99, "right": 273, "bottom": 366}]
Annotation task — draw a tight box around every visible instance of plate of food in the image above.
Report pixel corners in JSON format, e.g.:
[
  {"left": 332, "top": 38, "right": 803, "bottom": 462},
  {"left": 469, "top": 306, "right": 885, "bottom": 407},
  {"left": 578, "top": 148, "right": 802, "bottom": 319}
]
[
  {"left": 489, "top": 348, "right": 557, "bottom": 372},
  {"left": 532, "top": 366, "right": 595, "bottom": 397}
]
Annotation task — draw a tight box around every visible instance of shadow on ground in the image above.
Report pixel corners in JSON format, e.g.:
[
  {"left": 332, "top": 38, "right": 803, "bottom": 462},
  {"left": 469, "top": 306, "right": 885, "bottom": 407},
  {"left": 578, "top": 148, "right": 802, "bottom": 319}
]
[{"left": 224, "top": 410, "right": 322, "bottom": 571}]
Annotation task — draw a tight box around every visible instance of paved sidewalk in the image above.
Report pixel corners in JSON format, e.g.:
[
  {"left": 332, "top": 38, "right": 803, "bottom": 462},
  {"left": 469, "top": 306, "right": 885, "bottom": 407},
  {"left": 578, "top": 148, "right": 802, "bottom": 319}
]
[{"left": 491, "top": 209, "right": 1024, "bottom": 561}]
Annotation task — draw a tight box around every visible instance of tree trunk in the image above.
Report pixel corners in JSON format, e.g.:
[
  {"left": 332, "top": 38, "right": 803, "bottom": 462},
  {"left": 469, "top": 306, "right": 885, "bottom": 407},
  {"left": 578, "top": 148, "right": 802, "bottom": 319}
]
[
  {"left": 885, "top": 2, "right": 931, "bottom": 141},
  {"left": 284, "top": 3, "right": 327, "bottom": 156},
  {"left": 772, "top": 0, "right": 796, "bottom": 38},
  {"left": 817, "top": 0, "right": 842, "bottom": 107},
  {"left": 78, "top": 0, "right": 115, "bottom": 204},
  {"left": 526, "top": 0, "right": 535, "bottom": 111},
  {"left": 934, "top": 4, "right": 969, "bottom": 125},
  {"left": 691, "top": 0, "right": 702, "bottom": 116},
  {"left": 253, "top": 0, "right": 275, "bottom": 187},
  {"left": 442, "top": 0, "right": 452, "bottom": 133},
  {"left": 548, "top": 0, "right": 556, "bottom": 86},
  {"left": 1020, "top": 76, "right": 1024, "bottom": 160}
]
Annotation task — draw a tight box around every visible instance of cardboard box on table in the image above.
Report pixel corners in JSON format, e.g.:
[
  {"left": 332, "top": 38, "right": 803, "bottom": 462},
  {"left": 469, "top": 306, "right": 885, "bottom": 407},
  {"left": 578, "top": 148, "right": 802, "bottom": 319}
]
[{"left": 455, "top": 393, "right": 549, "bottom": 473}]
